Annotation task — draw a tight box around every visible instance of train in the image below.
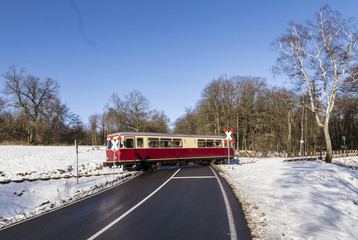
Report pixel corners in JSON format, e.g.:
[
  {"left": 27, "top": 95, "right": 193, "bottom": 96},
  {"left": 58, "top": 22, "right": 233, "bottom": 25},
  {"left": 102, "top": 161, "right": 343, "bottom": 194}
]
[{"left": 104, "top": 132, "right": 234, "bottom": 170}]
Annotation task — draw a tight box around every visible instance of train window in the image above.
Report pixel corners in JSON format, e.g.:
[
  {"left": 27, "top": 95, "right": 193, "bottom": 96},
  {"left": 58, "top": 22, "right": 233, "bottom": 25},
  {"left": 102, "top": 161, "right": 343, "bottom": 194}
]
[
  {"left": 125, "top": 138, "right": 134, "bottom": 148},
  {"left": 173, "top": 139, "right": 182, "bottom": 147},
  {"left": 215, "top": 140, "right": 223, "bottom": 147},
  {"left": 148, "top": 138, "right": 160, "bottom": 148},
  {"left": 160, "top": 138, "right": 172, "bottom": 148},
  {"left": 198, "top": 139, "right": 206, "bottom": 148},
  {"left": 137, "top": 138, "right": 143, "bottom": 148},
  {"left": 107, "top": 140, "right": 112, "bottom": 150},
  {"left": 207, "top": 140, "right": 215, "bottom": 148}
]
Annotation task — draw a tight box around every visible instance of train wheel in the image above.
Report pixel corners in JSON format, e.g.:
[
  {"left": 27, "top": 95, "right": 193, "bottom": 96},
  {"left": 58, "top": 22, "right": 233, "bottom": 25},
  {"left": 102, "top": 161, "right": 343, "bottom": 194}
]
[
  {"left": 131, "top": 163, "right": 141, "bottom": 171},
  {"left": 150, "top": 163, "right": 160, "bottom": 171}
]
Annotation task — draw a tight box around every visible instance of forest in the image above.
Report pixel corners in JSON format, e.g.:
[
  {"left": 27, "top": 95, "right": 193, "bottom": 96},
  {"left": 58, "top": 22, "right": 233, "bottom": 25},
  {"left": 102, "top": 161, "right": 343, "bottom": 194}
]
[
  {"left": 0, "top": 67, "right": 357, "bottom": 155},
  {"left": 173, "top": 76, "right": 358, "bottom": 154}
]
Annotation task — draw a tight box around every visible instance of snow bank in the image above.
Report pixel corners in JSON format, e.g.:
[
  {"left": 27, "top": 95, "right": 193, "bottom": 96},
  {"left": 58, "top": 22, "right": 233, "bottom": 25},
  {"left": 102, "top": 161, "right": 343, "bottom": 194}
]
[
  {"left": 217, "top": 157, "right": 358, "bottom": 240},
  {"left": 0, "top": 145, "right": 138, "bottom": 229},
  {"left": 0, "top": 145, "right": 114, "bottom": 182}
]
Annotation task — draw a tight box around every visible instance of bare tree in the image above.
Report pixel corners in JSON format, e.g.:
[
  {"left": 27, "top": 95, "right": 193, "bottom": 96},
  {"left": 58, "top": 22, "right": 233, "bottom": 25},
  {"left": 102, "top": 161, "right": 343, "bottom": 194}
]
[
  {"left": 275, "top": 88, "right": 298, "bottom": 154},
  {"left": 273, "top": 6, "right": 358, "bottom": 162},
  {"left": 124, "top": 90, "right": 151, "bottom": 132},
  {"left": 2, "top": 65, "right": 60, "bottom": 144},
  {"left": 105, "top": 93, "right": 126, "bottom": 132},
  {"left": 147, "top": 110, "right": 170, "bottom": 133},
  {"left": 201, "top": 79, "right": 223, "bottom": 135},
  {"left": 99, "top": 113, "right": 107, "bottom": 145},
  {"left": 236, "top": 77, "right": 265, "bottom": 151},
  {"left": 104, "top": 90, "right": 161, "bottom": 133},
  {"left": 0, "top": 97, "right": 5, "bottom": 112},
  {"left": 88, "top": 114, "right": 99, "bottom": 146},
  {"left": 173, "top": 107, "right": 197, "bottom": 134}
]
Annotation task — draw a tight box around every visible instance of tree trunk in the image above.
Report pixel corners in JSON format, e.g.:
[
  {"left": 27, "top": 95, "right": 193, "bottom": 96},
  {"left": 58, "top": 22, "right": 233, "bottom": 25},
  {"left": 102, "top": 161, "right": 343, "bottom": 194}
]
[
  {"left": 216, "top": 112, "right": 220, "bottom": 135},
  {"left": 29, "top": 123, "right": 37, "bottom": 144},
  {"left": 323, "top": 123, "right": 333, "bottom": 163},
  {"left": 288, "top": 109, "right": 292, "bottom": 153},
  {"left": 236, "top": 112, "right": 239, "bottom": 151},
  {"left": 27, "top": 128, "right": 31, "bottom": 145},
  {"left": 305, "top": 107, "right": 308, "bottom": 153},
  {"left": 300, "top": 107, "right": 304, "bottom": 154}
]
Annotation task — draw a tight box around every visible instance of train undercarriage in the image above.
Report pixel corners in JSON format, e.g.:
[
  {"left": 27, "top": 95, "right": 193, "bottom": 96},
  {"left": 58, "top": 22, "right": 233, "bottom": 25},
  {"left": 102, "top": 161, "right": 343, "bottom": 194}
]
[{"left": 103, "top": 157, "right": 228, "bottom": 171}]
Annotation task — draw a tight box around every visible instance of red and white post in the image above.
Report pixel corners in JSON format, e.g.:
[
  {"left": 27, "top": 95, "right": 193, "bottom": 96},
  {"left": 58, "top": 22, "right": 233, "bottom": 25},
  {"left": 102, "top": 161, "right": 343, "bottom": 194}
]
[
  {"left": 109, "top": 135, "right": 121, "bottom": 177},
  {"left": 224, "top": 128, "right": 234, "bottom": 165}
]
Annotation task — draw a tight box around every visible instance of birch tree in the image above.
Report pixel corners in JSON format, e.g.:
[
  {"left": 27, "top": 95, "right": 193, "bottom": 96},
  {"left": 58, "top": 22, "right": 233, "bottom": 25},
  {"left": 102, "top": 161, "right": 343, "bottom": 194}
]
[{"left": 273, "top": 6, "right": 358, "bottom": 162}]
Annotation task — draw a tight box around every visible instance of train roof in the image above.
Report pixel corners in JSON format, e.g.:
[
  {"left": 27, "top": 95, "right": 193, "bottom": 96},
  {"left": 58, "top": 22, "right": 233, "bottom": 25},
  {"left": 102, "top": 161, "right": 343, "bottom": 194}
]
[{"left": 107, "top": 132, "right": 226, "bottom": 139}]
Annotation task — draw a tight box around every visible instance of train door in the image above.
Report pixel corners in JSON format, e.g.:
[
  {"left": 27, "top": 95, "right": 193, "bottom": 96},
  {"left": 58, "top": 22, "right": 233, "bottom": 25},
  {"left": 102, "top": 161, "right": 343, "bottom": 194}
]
[{"left": 124, "top": 137, "right": 135, "bottom": 161}]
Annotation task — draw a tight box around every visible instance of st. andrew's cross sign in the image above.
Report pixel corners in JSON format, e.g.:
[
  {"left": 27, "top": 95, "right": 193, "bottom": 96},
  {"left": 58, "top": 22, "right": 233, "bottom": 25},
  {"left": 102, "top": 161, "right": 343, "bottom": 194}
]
[{"left": 108, "top": 135, "right": 121, "bottom": 159}]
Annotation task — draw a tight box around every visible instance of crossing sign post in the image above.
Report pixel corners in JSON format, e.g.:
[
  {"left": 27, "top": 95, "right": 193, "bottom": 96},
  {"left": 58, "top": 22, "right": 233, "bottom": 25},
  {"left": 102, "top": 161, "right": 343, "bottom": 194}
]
[
  {"left": 109, "top": 135, "right": 121, "bottom": 177},
  {"left": 224, "top": 128, "right": 234, "bottom": 165},
  {"left": 75, "top": 140, "right": 79, "bottom": 184}
]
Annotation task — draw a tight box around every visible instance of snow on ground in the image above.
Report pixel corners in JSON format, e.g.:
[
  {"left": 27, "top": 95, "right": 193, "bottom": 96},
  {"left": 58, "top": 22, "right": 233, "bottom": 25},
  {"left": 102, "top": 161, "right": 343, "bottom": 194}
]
[
  {"left": 217, "top": 157, "right": 358, "bottom": 240},
  {"left": 0, "top": 145, "right": 115, "bottom": 182},
  {"left": 0, "top": 145, "right": 138, "bottom": 228}
]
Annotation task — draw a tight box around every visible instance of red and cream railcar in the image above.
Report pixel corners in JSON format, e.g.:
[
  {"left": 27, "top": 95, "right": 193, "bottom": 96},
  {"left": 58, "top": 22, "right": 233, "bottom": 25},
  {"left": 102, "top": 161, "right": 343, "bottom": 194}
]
[{"left": 104, "top": 132, "right": 233, "bottom": 170}]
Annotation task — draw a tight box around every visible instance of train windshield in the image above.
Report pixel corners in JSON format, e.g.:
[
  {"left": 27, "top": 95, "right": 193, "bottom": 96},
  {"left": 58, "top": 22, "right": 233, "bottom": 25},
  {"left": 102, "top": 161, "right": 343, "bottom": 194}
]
[{"left": 107, "top": 137, "right": 124, "bottom": 150}]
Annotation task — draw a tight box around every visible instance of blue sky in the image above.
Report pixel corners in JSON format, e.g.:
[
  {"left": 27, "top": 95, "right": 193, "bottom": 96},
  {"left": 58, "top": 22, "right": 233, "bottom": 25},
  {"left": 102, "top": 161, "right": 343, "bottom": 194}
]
[{"left": 1, "top": 0, "right": 358, "bottom": 128}]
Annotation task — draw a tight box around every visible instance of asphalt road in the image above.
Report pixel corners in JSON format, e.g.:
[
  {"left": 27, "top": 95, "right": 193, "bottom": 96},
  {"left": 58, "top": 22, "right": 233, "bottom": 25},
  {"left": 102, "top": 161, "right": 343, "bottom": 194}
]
[{"left": 0, "top": 166, "right": 251, "bottom": 240}]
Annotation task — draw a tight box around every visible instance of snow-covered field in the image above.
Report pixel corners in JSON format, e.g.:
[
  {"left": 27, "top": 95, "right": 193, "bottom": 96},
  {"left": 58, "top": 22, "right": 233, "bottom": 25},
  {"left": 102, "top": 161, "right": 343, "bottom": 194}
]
[
  {"left": 217, "top": 157, "right": 358, "bottom": 240},
  {"left": 0, "top": 145, "right": 137, "bottom": 228},
  {"left": 0, "top": 145, "right": 115, "bottom": 182}
]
